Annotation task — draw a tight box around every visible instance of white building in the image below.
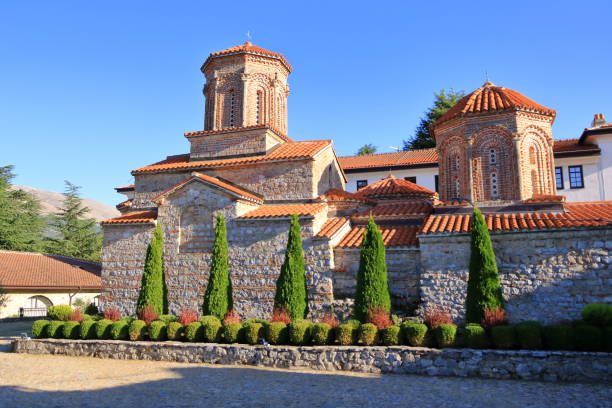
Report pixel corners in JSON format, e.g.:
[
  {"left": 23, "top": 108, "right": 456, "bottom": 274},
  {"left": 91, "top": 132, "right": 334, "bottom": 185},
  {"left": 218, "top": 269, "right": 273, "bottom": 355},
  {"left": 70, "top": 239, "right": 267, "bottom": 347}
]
[{"left": 340, "top": 114, "right": 612, "bottom": 203}]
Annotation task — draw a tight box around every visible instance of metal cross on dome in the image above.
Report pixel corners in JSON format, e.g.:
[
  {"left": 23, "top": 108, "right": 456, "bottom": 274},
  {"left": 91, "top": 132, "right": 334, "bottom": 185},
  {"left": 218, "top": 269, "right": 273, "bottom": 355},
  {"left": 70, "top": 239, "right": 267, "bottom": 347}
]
[{"left": 245, "top": 31, "right": 252, "bottom": 42}]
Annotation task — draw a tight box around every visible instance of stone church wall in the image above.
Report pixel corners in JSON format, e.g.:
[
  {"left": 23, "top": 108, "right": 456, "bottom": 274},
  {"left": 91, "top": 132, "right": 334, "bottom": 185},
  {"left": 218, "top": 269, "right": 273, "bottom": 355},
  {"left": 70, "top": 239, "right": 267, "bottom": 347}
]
[{"left": 418, "top": 228, "right": 611, "bottom": 324}]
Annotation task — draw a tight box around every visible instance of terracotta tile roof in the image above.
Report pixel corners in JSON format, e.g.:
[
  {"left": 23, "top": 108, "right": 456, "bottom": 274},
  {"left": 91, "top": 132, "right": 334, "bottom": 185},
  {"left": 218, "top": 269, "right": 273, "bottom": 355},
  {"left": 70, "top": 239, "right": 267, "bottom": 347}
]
[
  {"left": 522, "top": 194, "right": 566, "bottom": 204},
  {"left": 552, "top": 139, "right": 600, "bottom": 154},
  {"left": 314, "top": 217, "right": 349, "bottom": 238},
  {"left": 184, "top": 124, "right": 291, "bottom": 143},
  {"left": 0, "top": 250, "right": 101, "bottom": 290},
  {"left": 114, "top": 184, "right": 134, "bottom": 192},
  {"left": 339, "top": 149, "right": 438, "bottom": 170},
  {"left": 316, "top": 188, "right": 375, "bottom": 204},
  {"left": 238, "top": 203, "right": 326, "bottom": 219},
  {"left": 435, "top": 81, "right": 556, "bottom": 128},
  {"left": 419, "top": 202, "right": 612, "bottom": 235},
  {"left": 116, "top": 199, "right": 133, "bottom": 211},
  {"left": 353, "top": 176, "right": 437, "bottom": 200},
  {"left": 153, "top": 172, "right": 263, "bottom": 204},
  {"left": 101, "top": 210, "right": 157, "bottom": 225},
  {"left": 204, "top": 41, "right": 292, "bottom": 72},
  {"left": 434, "top": 199, "right": 472, "bottom": 208},
  {"left": 352, "top": 202, "right": 433, "bottom": 218},
  {"left": 132, "top": 140, "right": 331, "bottom": 174},
  {"left": 336, "top": 225, "right": 419, "bottom": 248}
]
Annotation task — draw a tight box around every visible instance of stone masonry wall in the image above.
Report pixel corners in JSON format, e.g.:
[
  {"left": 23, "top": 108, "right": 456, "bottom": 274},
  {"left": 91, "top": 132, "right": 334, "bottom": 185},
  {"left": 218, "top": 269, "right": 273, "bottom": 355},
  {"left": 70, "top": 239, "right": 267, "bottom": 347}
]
[
  {"left": 419, "top": 228, "right": 612, "bottom": 324},
  {"left": 188, "top": 128, "right": 284, "bottom": 160}
]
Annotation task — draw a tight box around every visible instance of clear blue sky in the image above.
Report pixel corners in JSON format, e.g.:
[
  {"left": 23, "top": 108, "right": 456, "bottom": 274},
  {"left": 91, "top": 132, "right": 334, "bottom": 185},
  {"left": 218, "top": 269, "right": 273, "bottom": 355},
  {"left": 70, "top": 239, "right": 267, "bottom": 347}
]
[{"left": 1, "top": 1, "right": 610, "bottom": 206}]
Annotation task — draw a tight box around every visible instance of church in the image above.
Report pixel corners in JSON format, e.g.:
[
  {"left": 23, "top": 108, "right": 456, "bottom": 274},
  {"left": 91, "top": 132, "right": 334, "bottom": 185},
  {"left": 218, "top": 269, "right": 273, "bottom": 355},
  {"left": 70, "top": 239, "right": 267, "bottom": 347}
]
[{"left": 101, "top": 42, "right": 612, "bottom": 324}]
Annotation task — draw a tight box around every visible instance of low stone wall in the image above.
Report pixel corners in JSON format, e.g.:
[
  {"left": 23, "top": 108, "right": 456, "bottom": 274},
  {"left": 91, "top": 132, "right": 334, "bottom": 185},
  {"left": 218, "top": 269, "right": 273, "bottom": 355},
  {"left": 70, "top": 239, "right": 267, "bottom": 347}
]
[{"left": 13, "top": 339, "right": 612, "bottom": 383}]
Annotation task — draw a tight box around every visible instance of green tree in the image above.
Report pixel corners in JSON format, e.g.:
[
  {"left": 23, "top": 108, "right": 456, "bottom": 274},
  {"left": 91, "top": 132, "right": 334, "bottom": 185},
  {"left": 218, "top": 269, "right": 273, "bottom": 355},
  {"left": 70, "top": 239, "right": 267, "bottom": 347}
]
[
  {"left": 136, "top": 222, "right": 167, "bottom": 315},
  {"left": 0, "top": 166, "right": 44, "bottom": 252},
  {"left": 46, "top": 181, "right": 102, "bottom": 261},
  {"left": 356, "top": 144, "right": 377, "bottom": 156},
  {"left": 465, "top": 208, "right": 504, "bottom": 323},
  {"left": 354, "top": 216, "right": 391, "bottom": 322},
  {"left": 202, "top": 214, "right": 233, "bottom": 319},
  {"left": 403, "top": 89, "right": 465, "bottom": 150},
  {"left": 274, "top": 214, "right": 308, "bottom": 320}
]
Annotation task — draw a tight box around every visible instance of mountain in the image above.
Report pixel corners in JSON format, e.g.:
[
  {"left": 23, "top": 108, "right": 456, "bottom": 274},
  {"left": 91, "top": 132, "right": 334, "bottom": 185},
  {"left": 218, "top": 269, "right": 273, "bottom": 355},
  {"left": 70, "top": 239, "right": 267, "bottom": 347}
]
[{"left": 12, "top": 185, "right": 120, "bottom": 223}]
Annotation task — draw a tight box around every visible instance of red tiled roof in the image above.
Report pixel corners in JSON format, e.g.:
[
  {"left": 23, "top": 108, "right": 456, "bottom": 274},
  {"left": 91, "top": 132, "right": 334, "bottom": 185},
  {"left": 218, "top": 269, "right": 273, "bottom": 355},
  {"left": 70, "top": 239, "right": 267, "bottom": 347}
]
[
  {"left": 435, "top": 82, "right": 556, "bottom": 127},
  {"left": 552, "top": 139, "right": 600, "bottom": 154},
  {"left": 116, "top": 199, "right": 133, "bottom": 211},
  {"left": 336, "top": 225, "right": 419, "bottom": 248},
  {"left": 339, "top": 149, "right": 438, "bottom": 170},
  {"left": 152, "top": 172, "right": 263, "bottom": 204},
  {"left": 353, "top": 176, "right": 437, "bottom": 200},
  {"left": 316, "top": 188, "right": 375, "bottom": 204},
  {"left": 352, "top": 202, "right": 432, "bottom": 218},
  {"left": 184, "top": 124, "right": 291, "bottom": 143},
  {"left": 0, "top": 251, "right": 101, "bottom": 290},
  {"left": 204, "top": 42, "right": 292, "bottom": 72},
  {"left": 419, "top": 202, "right": 612, "bottom": 235},
  {"left": 523, "top": 194, "right": 566, "bottom": 204},
  {"left": 314, "top": 217, "right": 349, "bottom": 238},
  {"left": 239, "top": 203, "right": 326, "bottom": 219},
  {"left": 133, "top": 140, "right": 331, "bottom": 174},
  {"left": 101, "top": 211, "right": 157, "bottom": 225},
  {"left": 434, "top": 199, "right": 472, "bottom": 208},
  {"left": 115, "top": 184, "right": 134, "bottom": 191}
]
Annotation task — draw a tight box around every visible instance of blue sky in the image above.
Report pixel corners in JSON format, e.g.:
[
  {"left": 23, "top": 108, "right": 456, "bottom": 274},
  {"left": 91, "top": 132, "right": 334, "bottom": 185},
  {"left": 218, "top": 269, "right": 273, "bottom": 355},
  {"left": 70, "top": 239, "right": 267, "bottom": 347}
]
[{"left": 1, "top": 1, "right": 610, "bottom": 206}]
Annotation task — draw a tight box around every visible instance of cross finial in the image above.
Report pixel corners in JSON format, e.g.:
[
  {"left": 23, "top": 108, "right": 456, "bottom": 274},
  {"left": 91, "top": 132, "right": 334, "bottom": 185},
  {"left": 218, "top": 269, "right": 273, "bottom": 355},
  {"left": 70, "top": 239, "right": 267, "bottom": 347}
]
[
  {"left": 246, "top": 30, "right": 252, "bottom": 43},
  {"left": 485, "top": 70, "right": 489, "bottom": 82}
]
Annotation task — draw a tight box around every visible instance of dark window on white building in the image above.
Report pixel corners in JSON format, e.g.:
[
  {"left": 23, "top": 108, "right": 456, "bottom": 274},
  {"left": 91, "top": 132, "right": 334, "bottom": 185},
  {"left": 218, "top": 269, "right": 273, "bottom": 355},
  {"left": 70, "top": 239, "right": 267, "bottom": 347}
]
[
  {"left": 404, "top": 176, "right": 416, "bottom": 184},
  {"left": 569, "top": 165, "right": 584, "bottom": 189},
  {"left": 555, "top": 167, "right": 564, "bottom": 190},
  {"left": 356, "top": 180, "right": 368, "bottom": 190}
]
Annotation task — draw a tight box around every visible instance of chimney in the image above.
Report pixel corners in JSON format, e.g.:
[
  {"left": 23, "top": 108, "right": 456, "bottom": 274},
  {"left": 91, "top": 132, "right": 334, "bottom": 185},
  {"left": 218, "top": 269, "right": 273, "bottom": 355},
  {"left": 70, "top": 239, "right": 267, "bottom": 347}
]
[{"left": 592, "top": 113, "right": 606, "bottom": 127}]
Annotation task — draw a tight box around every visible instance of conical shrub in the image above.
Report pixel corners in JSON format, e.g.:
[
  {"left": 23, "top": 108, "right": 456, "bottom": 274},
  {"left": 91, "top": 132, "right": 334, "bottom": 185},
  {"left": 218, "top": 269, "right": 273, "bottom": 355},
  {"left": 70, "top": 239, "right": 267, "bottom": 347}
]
[
  {"left": 202, "top": 214, "right": 233, "bottom": 319},
  {"left": 136, "top": 222, "right": 166, "bottom": 315}
]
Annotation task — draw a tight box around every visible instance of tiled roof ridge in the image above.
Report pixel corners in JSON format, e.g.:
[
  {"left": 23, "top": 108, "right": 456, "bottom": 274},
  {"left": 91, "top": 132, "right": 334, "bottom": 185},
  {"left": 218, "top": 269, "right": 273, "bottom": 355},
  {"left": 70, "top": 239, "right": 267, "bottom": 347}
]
[
  {"left": 316, "top": 188, "right": 376, "bottom": 204},
  {"left": 341, "top": 148, "right": 437, "bottom": 159},
  {"left": 336, "top": 224, "right": 420, "bottom": 248},
  {"left": 0, "top": 249, "right": 101, "bottom": 268},
  {"left": 353, "top": 176, "right": 437, "bottom": 199},
  {"left": 101, "top": 210, "right": 158, "bottom": 225},
  {"left": 238, "top": 203, "right": 327, "bottom": 219},
  {"left": 204, "top": 41, "right": 292, "bottom": 72},
  {"left": 184, "top": 124, "right": 292, "bottom": 142}
]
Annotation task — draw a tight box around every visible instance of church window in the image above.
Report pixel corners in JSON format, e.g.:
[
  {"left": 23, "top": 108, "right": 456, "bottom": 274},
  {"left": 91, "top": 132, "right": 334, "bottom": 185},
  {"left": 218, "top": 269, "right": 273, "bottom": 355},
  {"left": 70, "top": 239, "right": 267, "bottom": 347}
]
[
  {"left": 229, "top": 90, "right": 236, "bottom": 127},
  {"left": 256, "top": 91, "right": 262, "bottom": 124},
  {"left": 452, "top": 156, "right": 460, "bottom": 171},
  {"left": 489, "top": 149, "right": 497, "bottom": 164},
  {"left": 555, "top": 167, "right": 564, "bottom": 190},
  {"left": 454, "top": 179, "right": 461, "bottom": 199},
  {"left": 529, "top": 146, "right": 536, "bottom": 165},
  {"left": 490, "top": 172, "right": 498, "bottom": 198}
]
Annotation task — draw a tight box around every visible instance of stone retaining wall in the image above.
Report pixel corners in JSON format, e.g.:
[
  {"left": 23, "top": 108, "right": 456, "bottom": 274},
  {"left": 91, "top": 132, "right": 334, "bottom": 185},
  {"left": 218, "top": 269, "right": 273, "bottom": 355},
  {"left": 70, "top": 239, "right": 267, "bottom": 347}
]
[{"left": 13, "top": 339, "right": 612, "bottom": 383}]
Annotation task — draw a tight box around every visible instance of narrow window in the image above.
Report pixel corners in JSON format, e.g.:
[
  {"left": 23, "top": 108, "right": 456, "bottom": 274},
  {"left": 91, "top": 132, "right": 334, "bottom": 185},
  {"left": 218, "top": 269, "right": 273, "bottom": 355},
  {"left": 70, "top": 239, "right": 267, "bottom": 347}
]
[
  {"left": 569, "top": 165, "right": 584, "bottom": 188},
  {"left": 454, "top": 179, "right": 461, "bottom": 199},
  {"left": 356, "top": 180, "right": 368, "bottom": 190},
  {"left": 452, "top": 156, "right": 460, "bottom": 171},
  {"left": 555, "top": 167, "right": 564, "bottom": 190},
  {"left": 404, "top": 176, "right": 417, "bottom": 184},
  {"left": 434, "top": 175, "right": 439, "bottom": 193},
  {"left": 489, "top": 149, "right": 497, "bottom": 164},
  {"left": 529, "top": 146, "right": 536, "bottom": 165},
  {"left": 256, "top": 91, "right": 262, "bottom": 124},
  {"left": 229, "top": 90, "right": 235, "bottom": 127},
  {"left": 490, "top": 172, "right": 498, "bottom": 198}
]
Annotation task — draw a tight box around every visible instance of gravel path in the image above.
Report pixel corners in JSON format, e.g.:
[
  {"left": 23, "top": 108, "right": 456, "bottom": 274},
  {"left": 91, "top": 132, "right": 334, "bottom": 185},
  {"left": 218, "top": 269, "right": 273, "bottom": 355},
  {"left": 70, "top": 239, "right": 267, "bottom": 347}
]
[{"left": 1, "top": 352, "right": 611, "bottom": 408}]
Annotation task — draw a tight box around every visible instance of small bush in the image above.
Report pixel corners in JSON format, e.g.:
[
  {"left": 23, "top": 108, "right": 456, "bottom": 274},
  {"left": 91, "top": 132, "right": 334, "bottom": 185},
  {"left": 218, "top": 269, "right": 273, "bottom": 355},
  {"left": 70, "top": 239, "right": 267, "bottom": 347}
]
[
  {"left": 271, "top": 307, "right": 292, "bottom": 325},
  {"left": 149, "top": 321, "right": 167, "bottom": 341},
  {"left": 103, "top": 307, "right": 122, "bottom": 322},
  {"left": 82, "top": 314, "right": 94, "bottom": 321},
  {"left": 128, "top": 320, "right": 147, "bottom": 341},
  {"left": 516, "top": 321, "right": 542, "bottom": 350},
  {"left": 94, "top": 319, "right": 113, "bottom": 340},
  {"left": 435, "top": 324, "right": 457, "bottom": 348},
  {"left": 244, "top": 321, "right": 264, "bottom": 345},
  {"left": 391, "top": 314, "right": 401, "bottom": 326},
  {"left": 581, "top": 303, "right": 612, "bottom": 327},
  {"left": 358, "top": 323, "right": 378, "bottom": 346},
  {"left": 401, "top": 322, "right": 428, "bottom": 347},
  {"left": 61, "top": 321, "right": 80, "bottom": 339},
  {"left": 85, "top": 303, "right": 99, "bottom": 315},
  {"left": 289, "top": 320, "right": 312, "bottom": 345},
  {"left": 47, "top": 305, "right": 72, "bottom": 321},
  {"left": 573, "top": 325, "right": 603, "bottom": 351},
  {"left": 46, "top": 321, "right": 65, "bottom": 338},
  {"left": 157, "top": 314, "right": 177, "bottom": 324},
  {"left": 120, "top": 316, "right": 135, "bottom": 325},
  {"left": 381, "top": 325, "right": 401, "bottom": 346},
  {"left": 320, "top": 313, "right": 339, "bottom": 328},
  {"left": 68, "top": 310, "right": 84, "bottom": 322},
  {"left": 166, "top": 322, "right": 184, "bottom": 341},
  {"left": 267, "top": 322, "right": 289, "bottom": 345},
  {"left": 138, "top": 304, "right": 159, "bottom": 325},
  {"left": 366, "top": 307, "right": 393, "bottom": 330},
  {"left": 335, "top": 323, "right": 357, "bottom": 345},
  {"left": 481, "top": 307, "right": 507, "bottom": 330},
  {"left": 184, "top": 322, "right": 203, "bottom": 342},
  {"left": 424, "top": 309, "right": 452, "bottom": 329},
  {"left": 542, "top": 325, "right": 573, "bottom": 350},
  {"left": 464, "top": 324, "right": 489, "bottom": 349},
  {"left": 491, "top": 325, "right": 516, "bottom": 349},
  {"left": 223, "top": 322, "right": 243, "bottom": 343},
  {"left": 178, "top": 308, "right": 199, "bottom": 327},
  {"left": 200, "top": 315, "right": 222, "bottom": 343},
  {"left": 223, "top": 310, "right": 241, "bottom": 325},
  {"left": 79, "top": 319, "right": 96, "bottom": 339},
  {"left": 346, "top": 319, "right": 361, "bottom": 329},
  {"left": 110, "top": 321, "right": 129, "bottom": 340},
  {"left": 312, "top": 323, "right": 333, "bottom": 345},
  {"left": 32, "top": 320, "right": 49, "bottom": 338}
]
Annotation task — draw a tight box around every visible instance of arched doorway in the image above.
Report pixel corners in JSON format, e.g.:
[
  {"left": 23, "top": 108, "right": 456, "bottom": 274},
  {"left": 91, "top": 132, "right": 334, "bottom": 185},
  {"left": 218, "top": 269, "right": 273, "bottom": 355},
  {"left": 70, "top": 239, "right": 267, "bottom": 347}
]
[{"left": 21, "top": 295, "right": 53, "bottom": 317}]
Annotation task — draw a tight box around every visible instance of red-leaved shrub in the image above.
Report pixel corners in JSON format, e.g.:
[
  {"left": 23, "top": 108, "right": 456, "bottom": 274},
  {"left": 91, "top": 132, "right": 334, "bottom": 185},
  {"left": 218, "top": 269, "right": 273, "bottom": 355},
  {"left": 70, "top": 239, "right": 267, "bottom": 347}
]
[
  {"left": 178, "top": 308, "right": 198, "bottom": 327},
  {"left": 68, "top": 310, "right": 84, "bottom": 322},
  {"left": 320, "top": 313, "right": 339, "bottom": 328},
  {"left": 270, "top": 307, "right": 291, "bottom": 324},
  {"left": 223, "top": 310, "right": 240, "bottom": 325},
  {"left": 103, "top": 307, "right": 121, "bottom": 322},
  {"left": 423, "top": 309, "right": 452, "bottom": 329},
  {"left": 138, "top": 304, "right": 158, "bottom": 325},
  {"left": 366, "top": 307, "right": 393, "bottom": 330},
  {"left": 481, "top": 307, "right": 507, "bottom": 329}
]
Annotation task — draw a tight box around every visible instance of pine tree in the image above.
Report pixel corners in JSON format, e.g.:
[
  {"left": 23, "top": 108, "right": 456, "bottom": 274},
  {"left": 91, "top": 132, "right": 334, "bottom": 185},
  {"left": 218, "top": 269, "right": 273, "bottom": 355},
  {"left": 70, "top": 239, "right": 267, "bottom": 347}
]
[
  {"left": 202, "top": 214, "right": 233, "bottom": 319},
  {"left": 465, "top": 208, "right": 504, "bottom": 323},
  {"left": 46, "top": 181, "right": 102, "bottom": 261},
  {"left": 354, "top": 216, "right": 391, "bottom": 322},
  {"left": 136, "top": 222, "right": 166, "bottom": 315},
  {"left": 274, "top": 214, "right": 308, "bottom": 320},
  {"left": 0, "top": 165, "right": 44, "bottom": 252}
]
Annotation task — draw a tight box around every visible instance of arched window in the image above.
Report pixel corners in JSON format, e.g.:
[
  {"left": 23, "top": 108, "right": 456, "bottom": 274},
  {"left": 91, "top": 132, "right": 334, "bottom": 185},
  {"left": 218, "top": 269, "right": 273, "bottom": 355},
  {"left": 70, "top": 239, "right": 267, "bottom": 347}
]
[
  {"left": 229, "top": 90, "right": 236, "bottom": 127},
  {"left": 490, "top": 172, "right": 499, "bottom": 198},
  {"left": 489, "top": 149, "right": 497, "bottom": 164},
  {"left": 256, "top": 91, "right": 262, "bottom": 124},
  {"left": 26, "top": 296, "right": 52, "bottom": 309},
  {"left": 454, "top": 179, "right": 461, "bottom": 199},
  {"left": 529, "top": 146, "right": 536, "bottom": 165}
]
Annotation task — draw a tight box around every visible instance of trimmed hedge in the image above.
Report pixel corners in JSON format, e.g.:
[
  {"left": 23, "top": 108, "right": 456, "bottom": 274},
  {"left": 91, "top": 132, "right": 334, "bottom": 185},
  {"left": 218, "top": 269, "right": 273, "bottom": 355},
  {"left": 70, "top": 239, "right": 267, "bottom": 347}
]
[
  {"left": 346, "top": 319, "right": 361, "bottom": 329},
  {"left": 166, "top": 322, "right": 183, "bottom": 341},
  {"left": 401, "top": 322, "right": 428, "bottom": 347},
  {"left": 47, "top": 321, "right": 65, "bottom": 338},
  {"left": 94, "top": 319, "right": 113, "bottom": 340},
  {"left": 62, "top": 321, "right": 80, "bottom": 339},
  {"left": 185, "top": 322, "right": 203, "bottom": 342},
  {"left": 435, "top": 324, "right": 457, "bottom": 348},
  {"left": 516, "top": 321, "right": 542, "bottom": 350},
  {"left": 289, "top": 320, "right": 312, "bottom": 345},
  {"left": 542, "top": 325, "right": 573, "bottom": 350},
  {"left": 311, "top": 323, "right": 333, "bottom": 345},
  {"left": 129, "top": 320, "right": 147, "bottom": 341},
  {"left": 244, "top": 321, "right": 264, "bottom": 345},
  {"left": 149, "top": 321, "right": 167, "bottom": 341},
  {"left": 574, "top": 325, "right": 603, "bottom": 351},
  {"left": 581, "top": 303, "right": 612, "bottom": 327},
  {"left": 110, "top": 321, "right": 129, "bottom": 340},
  {"left": 32, "top": 320, "right": 49, "bottom": 339},
  {"left": 464, "top": 324, "right": 489, "bottom": 349},
  {"left": 157, "top": 314, "right": 177, "bottom": 324},
  {"left": 267, "top": 322, "right": 289, "bottom": 345},
  {"left": 200, "top": 315, "right": 222, "bottom": 343},
  {"left": 381, "top": 325, "right": 401, "bottom": 346},
  {"left": 358, "top": 323, "right": 378, "bottom": 346},
  {"left": 47, "top": 305, "right": 72, "bottom": 321},
  {"left": 223, "top": 322, "right": 243, "bottom": 343},
  {"left": 80, "top": 319, "right": 96, "bottom": 339},
  {"left": 491, "top": 325, "right": 516, "bottom": 349},
  {"left": 335, "top": 323, "right": 357, "bottom": 345}
]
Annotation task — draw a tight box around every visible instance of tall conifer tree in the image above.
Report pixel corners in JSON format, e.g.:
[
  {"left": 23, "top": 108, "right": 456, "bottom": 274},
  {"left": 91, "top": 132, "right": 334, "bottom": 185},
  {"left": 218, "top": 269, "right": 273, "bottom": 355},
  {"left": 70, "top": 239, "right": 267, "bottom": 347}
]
[
  {"left": 137, "top": 222, "right": 166, "bottom": 314},
  {"left": 466, "top": 208, "right": 504, "bottom": 323},
  {"left": 202, "top": 214, "right": 233, "bottom": 319},
  {"left": 354, "top": 216, "right": 391, "bottom": 322},
  {"left": 274, "top": 214, "right": 308, "bottom": 320}
]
